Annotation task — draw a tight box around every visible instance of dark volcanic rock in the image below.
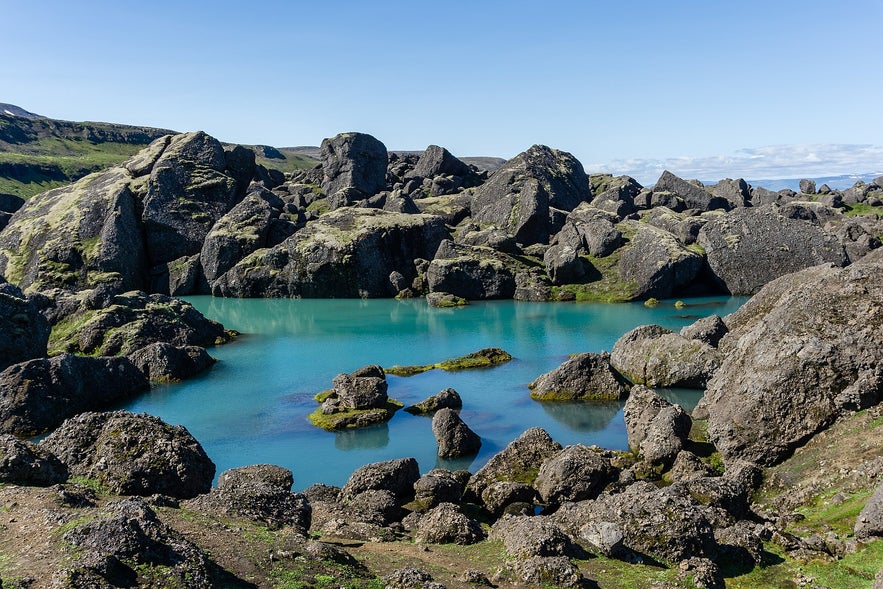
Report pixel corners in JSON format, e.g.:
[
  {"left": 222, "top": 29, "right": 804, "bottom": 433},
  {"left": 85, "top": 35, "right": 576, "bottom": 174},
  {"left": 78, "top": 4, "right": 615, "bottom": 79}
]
[
  {"left": 617, "top": 222, "right": 705, "bottom": 299},
  {"left": 528, "top": 352, "right": 629, "bottom": 401},
  {"left": 0, "top": 434, "right": 68, "bottom": 486},
  {"left": 432, "top": 408, "right": 481, "bottom": 458},
  {"left": 643, "top": 206, "right": 708, "bottom": 246},
  {"left": 467, "top": 427, "right": 562, "bottom": 499},
  {"left": 623, "top": 385, "right": 691, "bottom": 468},
  {"left": 555, "top": 204, "right": 622, "bottom": 257},
  {"left": 471, "top": 145, "right": 590, "bottom": 245},
  {"left": 481, "top": 481, "right": 537, "bottom": 517},
  {"left": 320, "top": 132, "right": 388, "bottom": 201},
  {"left": 543, "top": 244, "right": 585, "bottom": 285},
  {"left": 0, "top": 354, "right": 149, "bottom": 436},
  {"left": 611, "top": 324, "right": 721, "bottom": 388},
  {"left": 127, "top": 342, "right": 215, "bottom": 382},
  {"left": 405, "top": 388, "right": 462, "bottom": 414},
  {"left": 415, "top": 502, "right": 485, "bottom": 545},
  {"left": 413, "top": 469, "right": 466, "bottom": 509},
  {"left": 412, "top": 144, "right": 474, "bottom": 179},
  {"left": 340, "top": 457, "right": 420, "bottom": 502},
  {"left": 0, "top": 166, "right": 147, "bottom": 293},
  {"left": 425, "top": 239, "right": 523, "bottom": 300},
  {"left": 41, "top": 411, "right": 215, "bottom": 498},
  {"left": 214, "top": 208, "right": 448, "bottom": 297},
  {"left": 142, "top": 131, "right": 247, "bottom": 267},
  {"left": 710, "top": 178, "right": 751, "bottom": 207},
  {"left": 703, "top": 262, "right": 883, "bottom": 465},
  {"left": 653, "top": 170, "right": 733, "bottom": 211},
  {"left": 534, "top": 444, "right": 616, "bottom": 505},
  {"left": 698, "top": 206, "right": 848, "bottom": 295},
  {"left": 0, "top": 282, "right": 50, "bottom": 371},
  {"left": 329, "top": 365, "right": 389, "bottom": 410}
]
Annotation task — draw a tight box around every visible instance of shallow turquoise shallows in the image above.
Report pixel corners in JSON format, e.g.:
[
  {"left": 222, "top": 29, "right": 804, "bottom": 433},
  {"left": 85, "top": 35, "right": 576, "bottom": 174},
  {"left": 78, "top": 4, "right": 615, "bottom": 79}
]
[{"left": 121, "top": 296, "right": 746, "bottom": 490}]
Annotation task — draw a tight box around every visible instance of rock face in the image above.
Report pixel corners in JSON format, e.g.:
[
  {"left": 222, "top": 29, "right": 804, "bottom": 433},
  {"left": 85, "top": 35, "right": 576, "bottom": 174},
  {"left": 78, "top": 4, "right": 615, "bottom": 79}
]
[
  {"left": 528, "top": 352, "right": 629, "bottom": 401},
  {"left": 703, "top": 262, "right": 883, "bottom": 465},
  {"left": 0, "top": 354, "right": 149, "bottom": 436},
  {"left": 471, "top": 145, "right": 590, "bottom": 245},
  {"left": 534, "top": 444, "right": 616, "bottom": 505},
  {"left": 623, "top": 386, "right": 691, "bottom": 467},
  {"left": 432, "top": 408, "right": 481, "bottom": 458},
  {"left": 214, "top": 208, "right": 448, "bottom": 297},
  {"left": 467, "top": 427, "right": 562, "bottom": 499},
  {"left": 41, "top": 411, "right": 215, "bottom": 498},
  {"left": 127, "top": 342, "right": 215, "bottom": 382},
  {"left": 0, "top": 166, "right": 146, "bottom": 293},
  {"left": 617, "top": 222, "right": 705, "bottom": 299},
  {"left": 653, "top": 171, "right": 733, "bottom": 211},
  {"left": 680, "top": 314, "right": 728, "bottom": 347},
  {"left": 0, "top": 282, "right": 50, "bottom": 370},
  {"left": 611, "top": 324, "right": 721, "bottom": 388},
  {"left": 320, "top": 132, "right": 388, "bottom": 202},
  {"left": 425, "top": 240, "right": 521, "bottom": 300},
  {"left": 698, "top": 206, "right": 848, "bottom": 295},
  {"left": 0, "top": 434, "right": 68, "bottom": 486}
]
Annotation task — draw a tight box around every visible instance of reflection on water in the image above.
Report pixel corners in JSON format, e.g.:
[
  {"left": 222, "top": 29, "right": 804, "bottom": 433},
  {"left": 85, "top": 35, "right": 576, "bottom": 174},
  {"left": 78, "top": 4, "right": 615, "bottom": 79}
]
[
  {"left": 334, "top": 423, "right": 390, "bottom": 451},
  {"left": 538, "top": 400, "right": 626, "bottom": 433},
  {"left": 655, "top": 388, "right": 705, "bottom": 412}
]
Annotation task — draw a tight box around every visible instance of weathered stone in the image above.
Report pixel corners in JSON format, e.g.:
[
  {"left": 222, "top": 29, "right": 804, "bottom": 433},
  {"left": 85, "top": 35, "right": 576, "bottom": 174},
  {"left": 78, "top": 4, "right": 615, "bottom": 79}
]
[
  {"left": 710, "top": 178, "right": 750, "bottom": 207},
  {"left": 481, "top": 482, "right": 537, "bottom": 517},
  {"left": 413, "top": 469, "right": 465, "bottom": 510},
  {"left": 624, "top": 385, "right": 691, "bottom": 468},
  {"left": 534, "top": 444, "right": 616, "bottom": 505},
  {"left": 127, "top": 342, "right": 215, "bottom": 382},
  {"left": 425, "top": 240, "right": 522, "bottom": 300},
  {"left": 579, "top": 521, "right": 625, "bottom": 557},
  {"left": 529, "top": 352, "right": 629, "bottom": 401},
  {"left": 617, "top": 221, "right": 705, "bottom": 299},
  {"left": 332, "top": 365, "right": 388, "bottom": 410},
  {"left": 383, "top": 568, "right": 446, "bottom": 589},
  {"left": 432, "top": 408, "right": 481, "bottom": 458},
  {"left": 856, "top": 480, "right": 883, "bottom": 540},
  {"left": 320, "top": 132, "right": 388, "bottom": 200},
  {"left": 41, "top": 411, "right": 215, "bottom": 498},
  {"left": 505, "top": 556, "right": 583, "bottom": 588},
  {"left": 405, "top": 388, "right": 462, "bottom": 414},
  {"left": 490, "top": 515, "right": 574, "bottom": 558},
  {"left": 543, "top": 244, "right": 585, "bottom": 285},
  {"left": 0, "top": 282, "right": 50, "bottom": 371},
  {"left": 654, "top": 170, "right": 733, "bottom": 211},
  {"left": 0, "top": 434, "right": 68, "bottom": 486},
  {"left": 340, "top": 457, "right": 420, "bottom": 502},
  {"left": 467, "top": 427, "right": 562, "bottom": 499},
  {"left": 412, "top": 145, "right": 474, "bottom": 180},
  {"left": 612, "top": 324, "right": 721, "bottom": 388},
  {"left": 679, "top": 314, "right": 727, "bottom": 347},
  {"left": 415, "top": 502, "right": 484, "bottom": 545}
]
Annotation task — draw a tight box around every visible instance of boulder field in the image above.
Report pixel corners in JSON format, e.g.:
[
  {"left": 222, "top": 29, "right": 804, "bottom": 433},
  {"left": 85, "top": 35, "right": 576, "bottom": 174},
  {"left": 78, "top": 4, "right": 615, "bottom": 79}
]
[{"left": 1, "top": 130, "right": 883, "bottom": 587}]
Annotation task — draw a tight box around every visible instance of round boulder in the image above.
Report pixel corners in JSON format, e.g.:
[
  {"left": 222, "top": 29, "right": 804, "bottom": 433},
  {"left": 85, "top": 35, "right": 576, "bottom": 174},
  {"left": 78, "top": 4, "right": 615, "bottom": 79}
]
[{"left": 432, "top": 408, "right": 481, "bottom": 459}]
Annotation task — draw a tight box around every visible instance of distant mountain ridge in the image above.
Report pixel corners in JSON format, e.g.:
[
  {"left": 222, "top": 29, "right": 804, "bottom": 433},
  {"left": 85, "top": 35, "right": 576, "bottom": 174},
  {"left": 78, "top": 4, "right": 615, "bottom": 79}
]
[{"left": 0, "top": 103, "right": 41, "bottom": 118}]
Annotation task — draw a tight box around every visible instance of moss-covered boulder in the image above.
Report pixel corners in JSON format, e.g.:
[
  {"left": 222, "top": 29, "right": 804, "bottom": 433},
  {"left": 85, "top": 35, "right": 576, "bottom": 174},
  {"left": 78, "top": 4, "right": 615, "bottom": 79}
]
[
  {"left": 387, "top": 347, "right": 512, "bottom": 377},
  {"left": 0, "top": 282, "right": 50, "bottom": 371},
  {"left": 41, "top": 411, "right": 215, "bottom": 498},
  {"left": 425, "top": 240, "right": 531, "bottom": 300},
  {"left": 309, "top": 365, "right": 403, "bottom": 431}
]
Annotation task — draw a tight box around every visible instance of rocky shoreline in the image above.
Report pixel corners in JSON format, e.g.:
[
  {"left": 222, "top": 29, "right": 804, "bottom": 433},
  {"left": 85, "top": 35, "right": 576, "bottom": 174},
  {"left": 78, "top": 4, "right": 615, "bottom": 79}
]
[{"left": 1, "top": 129, "right": 883, "bottom": 587}]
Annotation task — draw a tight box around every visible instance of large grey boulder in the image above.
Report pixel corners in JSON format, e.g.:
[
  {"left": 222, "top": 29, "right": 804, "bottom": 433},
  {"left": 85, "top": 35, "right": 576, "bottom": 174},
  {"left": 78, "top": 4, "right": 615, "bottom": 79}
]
[
  {"left": 413, "top": 469, "right": 466, "bottom": 509},
  {"left": 472, "top": 145, "right": 590, "bottom": 245},
  {"left": 703, "top": 262, "right": 883, "bottom": 465},
  {"left": 855, "top": 480, "right": 883, "bottom": 540},
  {"left": 467, "top": 427, "right": 562, "bottom": 499},
  {"left": 624, "top": 385, "right": 691, "bottom": 468},
  {"left": 329, "top": 365, "right": 388, "bottom": 411},
  {"left": 528, "top": 352, "right": 629, "bottom": 401},
  {"left": 320, "top": 132, "right": 388, "bottom": 202},
  {"left": 698, "top": 206, "right": 848, "bottom": 295},
  {"left": 425, "top": 240, "right": 523, "bottom": 300},
  {"left": 588, "top": 174, "right": 642, "bottom": 218},
  {"left": 412, "top": 144, "right": 474, "bottom": 180},
  {"left": 611, "top": 324, "right": 721, "bottom": 388},
  {"left": 41, "top": 411, "right": 215, "bottom": 498},
  {"left": 0, "top": 354, "right": 149, "bottom": 436},
  {"left": 0, "top": 434, "right": 68, "bottom": 486},
  {"left": 653, "top": 170, "right": 733, "bottom": 211},
  {"left": 432, "top": 408, "right": 481, "bottom": 458},
  {"left": 415, "top": 502, "right": 485, "bottom": 545},
  {"left": 555, "top": 205, "right": 622, "bottom": 257},
  {"left": 534, "top": 444, "right": 617, "bottom": 505},
  {"left": 214, "top": 208, "right": 448, "bottom": 297},
  {"left": 643, "top": 206, "right": 709, "bottom": 246},
  {"left": 617, "top": 222, "right": 705, "bottom": 299},
  {"left": 710, "top": 178, "right": 751, "bottom": 207},
  {"left": 543, "top": 243, "right": 585, "bottom": 285},
  {"left": 126, "top": 342, "right": 215, "bottom": 383},
  {"left": 340, "top": 457, "right": 420, "bottom": 502},
  {"left": 0, "top": 166, "right": 146, "bottom": 293},
  {"left": 481, "top": 481, "right": 537, "bottom": 517},
  {"left": 489, "top": 515, "right": 575, "bottom": 558},
  {"left": 0, "top": 282, "right": 50, "bottom": 371},
  {"left": 680, "top": 314, "right": 728, "bottom": 347}
]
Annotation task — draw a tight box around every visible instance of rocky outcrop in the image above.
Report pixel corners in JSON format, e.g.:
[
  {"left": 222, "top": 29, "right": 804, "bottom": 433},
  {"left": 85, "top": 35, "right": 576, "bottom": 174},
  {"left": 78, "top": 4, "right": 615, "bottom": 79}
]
[
  {"left": 0, "top": 282, "right": 50, "bottom": 370},
  {"left": 432, "top": 408, "right": 481, "bottom": 458},
  {"left": 467, "top": 427, "right": 562, "bottom": 499},
  {"left": 698, "top": 206, "right": 848, "bottom": 295},
  {"left": 855, "top": 479, "right": 883, "bottom": 540},
  {"left": 405, "top": 388, "right": 462, "bottom": 414},
  {"left": 617, "top": 222, "right": 705, "bottom": 299},
  {"left": 703, "top": 262, "right": 883, "bottom": 465},
  {"left": 311, "top": 365, "right": 402, "bottom": 431},
  {"left": 623, "top": 386, "right": 691, "bottom": 468},
  {"left": 0, "top": 434, "right": 68, "bottom": 486},
  {"left": 588, "top": 174, "right": 642, "bottom": 219},
  {"left": 414, "top": 502, "right": 485, "bottom": 545},
  {"left": 0, "top": 354, "right": 149, "bottom": 436},
  {"left": 555, "top": 204, "right": 622, "bottom": 257},
  {"left": 528, "top": 352, "right": 629, "bottom": 401},
  {"left": 214, "top": 208, "right": 448, "bottom": 298},
  {"left": 471, "top": 145, "right": 590, "bottom": 245},
  {"left": 41, "top": 411, "right": 215, "bottom": 498},
  {"left": 710, "top": 178, "right": 750, "bottom": 207},
  {"left": 425, "top": 239, "right": 523, "bottom": 300},
  {"left": 534, "top": 444, "right": 617, "bottom": 505},
  {"left": 653, "top": 171, "right": 733, "bottom": 211},
  {"left": 127, "top": 342, "right": 215, "bottom": 382},
  {"left": 611, "top": 324, "right": 721, "bottom": 388},
  {"left": 340, "top": 457, "right": 420, "bottom": 502},
  {"left": 320, "top": 132, "right": 388, "bottom": 204}
]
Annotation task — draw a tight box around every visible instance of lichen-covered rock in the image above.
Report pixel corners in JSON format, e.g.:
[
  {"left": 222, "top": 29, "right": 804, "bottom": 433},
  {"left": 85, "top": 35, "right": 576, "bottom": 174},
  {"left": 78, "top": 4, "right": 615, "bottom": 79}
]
[
  {"left": 48, "top": 291, "right": 230, "bottom": 357},
  {"left": 432, "top": 408, "right": 481, "bottom": 458},
  {"left": 332, "top": 365, "right": 388, "bottom": 410},
  {"left": 698, "top": 206, "right": 848, "bottom": 295},
  {"left": 611, "top": 324, "right": 721, "bottom": 388},
  {"left": 0, "top": 166, "right": 146, "bottom": 293},
  {"left": 588, "top": 174, "right": 643, "bottom": 218},
  {"left": 0, "top": 354, "right": 149, "bottom": 436},
  {"left": 425, "top": 292, "right": 468, "bottom": 308},
  {"left": 543, "top": 244, "right": 585, "bottom": 285},
  {"left": 467, "top": 427, "right": 562, "bottom": 499},
  {"left": 617, "top": 222, "right": 705, "bottom": 300},
  {"left": 643, "top": 206, "right": 709, "bottom": 246},
  {"left": 623, "top": 385, "right": 691, "bottom": 468},
  {"left": 40, "top": 411, "right": 215, "bottom": 498},
  {"left": 710, "top": 178, "right": 751, "bottom": 207},
  {"left": 555, "top": 204, "right": 622, "bottom": 256},
  {"left": 412, "top": 144, "right": 475, "bottom": 181},
  {"left": 653, "top": 170, "right": 733, "bottom": 211},
  {"left": 0, "top": 434, "right": 68, "bottom": 486},
  {"left": 0, "top": 282, "right": 50, "bottom": 371},
  {"left": 383, "top": 568, "right": 446, "bottom": 589},
  {"left": 528, "top": 352, "right": 629, "bottom": 401},
  {"left": 214, "top": 208, "right": 448, "bottom": 298},
  {"left": 320, "top": 132, "right": 388, "bottom": 202},
  {"left": 534, "top": 444, "right": 617, "bottom": 505},
  {"left": 340, "top": 457, "right": 420, "bottom": 502},
  {"left": 504, "top": 556, "right": 584, "bottom": 588},
  {"left": 489, "top": 515, "right": 574, "bottom": 558},
  {"left": 127, "top": 342, "right": 215, "bottom": 382},
  {"left": 703, "top": 262, "right": 883, "bottom": 465},
  {"left": 679, "top": 314, "right": 728, "bottom": 347},
  {"left": 425, "top": 240, "right": 524, "bottom": 300},
  {"left": 471, "top": 145, "right": 590, "bottom": 245},
  {"left": 405, "top": 388, "right": 462, "bottom": 414},
  {"left": 579, "top": 521, "right": 625, "bottom": 557},
  {"left": 413, "top": 469, "right": 466, "bottom": 510},
  {"left": 415, "top": 502, "right": 484, "bottom": 545},
  {"left": 668, "top": 450, "right": 716, "bottom": 482}
]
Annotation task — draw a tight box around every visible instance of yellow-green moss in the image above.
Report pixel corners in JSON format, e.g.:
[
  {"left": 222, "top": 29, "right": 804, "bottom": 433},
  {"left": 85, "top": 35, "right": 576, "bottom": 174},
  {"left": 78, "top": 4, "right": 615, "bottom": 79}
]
[{"left": 386, "top": 348, "right": 512, "bottom": 377}]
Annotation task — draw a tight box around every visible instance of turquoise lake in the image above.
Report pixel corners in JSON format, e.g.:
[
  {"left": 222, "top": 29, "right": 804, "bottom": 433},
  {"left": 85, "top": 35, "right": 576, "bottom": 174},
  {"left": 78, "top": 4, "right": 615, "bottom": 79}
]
[{"left": 122, "top": 296, "right": 746, "bottom": 490}]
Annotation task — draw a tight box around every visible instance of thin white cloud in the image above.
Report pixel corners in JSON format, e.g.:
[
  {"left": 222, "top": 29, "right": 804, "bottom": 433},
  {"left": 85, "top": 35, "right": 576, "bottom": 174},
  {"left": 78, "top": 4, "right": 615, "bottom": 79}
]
[{"left": 588, "top": 144, "right": 883, "bottom": 186}]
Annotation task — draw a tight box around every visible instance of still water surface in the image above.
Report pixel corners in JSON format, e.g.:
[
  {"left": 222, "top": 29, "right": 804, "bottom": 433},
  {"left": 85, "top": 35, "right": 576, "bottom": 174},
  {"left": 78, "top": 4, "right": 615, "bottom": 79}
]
[{"left": 122, "top": 296, "right": 745, "bottom": 490}]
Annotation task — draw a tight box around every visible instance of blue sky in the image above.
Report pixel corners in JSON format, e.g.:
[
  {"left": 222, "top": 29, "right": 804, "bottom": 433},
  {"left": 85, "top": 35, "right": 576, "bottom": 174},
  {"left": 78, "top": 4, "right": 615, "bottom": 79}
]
[{"left": 3, "top": 0, "right": 881, "bottom": 183}]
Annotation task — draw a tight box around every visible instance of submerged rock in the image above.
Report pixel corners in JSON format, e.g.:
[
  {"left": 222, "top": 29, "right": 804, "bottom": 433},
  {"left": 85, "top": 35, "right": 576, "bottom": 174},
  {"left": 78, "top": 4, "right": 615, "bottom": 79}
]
[
  {"left": 310, "top": 365, "right": 402, "bottom": 431},
  {"left": 405, "top": 387, "right": 462, "bottom": 414},
  {"left": 528, "top": 352, "right": 629, "bottom": 401}
]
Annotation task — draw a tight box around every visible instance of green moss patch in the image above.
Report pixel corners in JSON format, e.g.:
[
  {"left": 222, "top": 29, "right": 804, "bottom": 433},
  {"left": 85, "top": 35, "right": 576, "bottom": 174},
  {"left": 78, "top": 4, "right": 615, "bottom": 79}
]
[
  {"left": 386, "top": 347, "right": 512, "bottom": 376},
  {"left": 308, "top": 399, "right": 403, "bottom": 431}
]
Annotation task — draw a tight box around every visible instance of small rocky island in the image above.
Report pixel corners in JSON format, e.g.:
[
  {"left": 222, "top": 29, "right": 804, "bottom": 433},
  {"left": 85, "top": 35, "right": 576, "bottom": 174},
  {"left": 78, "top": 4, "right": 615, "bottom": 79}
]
[{"left": 1, "top": 113, "right": 883, "bottom": 587}]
